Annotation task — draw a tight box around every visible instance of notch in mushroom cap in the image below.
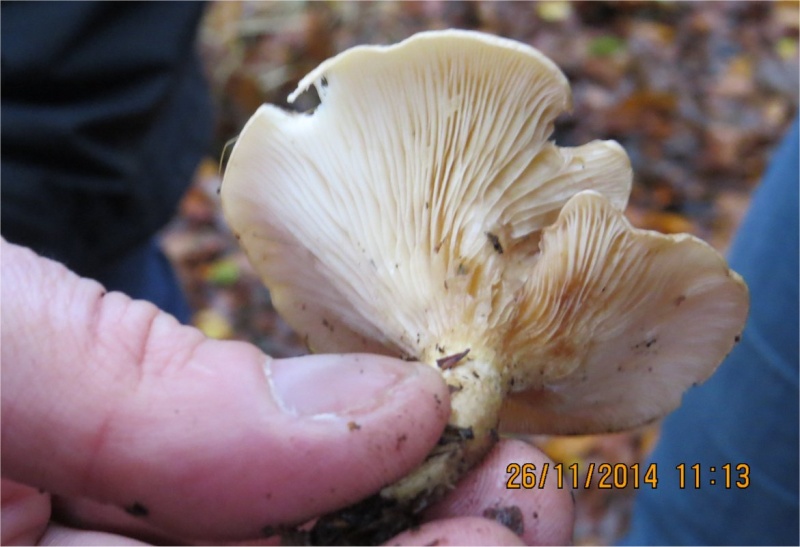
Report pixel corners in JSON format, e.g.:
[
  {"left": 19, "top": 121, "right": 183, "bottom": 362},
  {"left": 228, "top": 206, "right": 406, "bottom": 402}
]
[
  {"left": 221, "top": 29, "right": 748, "bottom": 538},
  {"left": 222, "top": 29, "right": 636, "bottom": 365}
]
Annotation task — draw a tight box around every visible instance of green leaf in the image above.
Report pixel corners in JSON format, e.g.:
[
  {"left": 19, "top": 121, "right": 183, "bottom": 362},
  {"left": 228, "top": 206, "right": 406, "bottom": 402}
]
[
  {"left": 776, "top": 37, "right": 798, "bottom": 61},
  {"left": 589, "top": 35, "right": 625, "bottom": 57},
  {"left": 207, "top": 258, "right": 241, "bottom": 286}
]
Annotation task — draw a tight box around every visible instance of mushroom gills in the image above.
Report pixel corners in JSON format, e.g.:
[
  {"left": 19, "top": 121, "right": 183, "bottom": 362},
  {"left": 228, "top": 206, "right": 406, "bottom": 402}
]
[{"left": 220, "top": 29, "right": 749, "bottom": 546}]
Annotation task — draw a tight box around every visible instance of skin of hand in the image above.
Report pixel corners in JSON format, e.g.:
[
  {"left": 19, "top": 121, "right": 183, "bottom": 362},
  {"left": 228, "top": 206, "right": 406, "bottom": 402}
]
[{"left": 0, "top": 238, "right": 574, "bottom": 546}]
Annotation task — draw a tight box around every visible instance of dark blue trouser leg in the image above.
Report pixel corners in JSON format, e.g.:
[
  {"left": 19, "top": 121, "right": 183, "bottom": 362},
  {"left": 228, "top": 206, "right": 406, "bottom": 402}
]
[
  {"left": 92, "top": 237, "right": 192, "bottom": 325},
  {"left": 621, "top": 120, "right": 799, "bottom": 546}
]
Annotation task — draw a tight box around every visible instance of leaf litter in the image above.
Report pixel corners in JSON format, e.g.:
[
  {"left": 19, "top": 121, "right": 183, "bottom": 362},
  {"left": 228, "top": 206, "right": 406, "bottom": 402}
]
[{"left": 159, "top": 2, "right": 798, "bottom": 544}]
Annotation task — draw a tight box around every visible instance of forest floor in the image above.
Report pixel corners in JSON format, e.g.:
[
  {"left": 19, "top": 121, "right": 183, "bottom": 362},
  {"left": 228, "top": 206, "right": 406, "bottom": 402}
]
[{"left": 161, "top": 2, "right": 798, "bottom": 544}]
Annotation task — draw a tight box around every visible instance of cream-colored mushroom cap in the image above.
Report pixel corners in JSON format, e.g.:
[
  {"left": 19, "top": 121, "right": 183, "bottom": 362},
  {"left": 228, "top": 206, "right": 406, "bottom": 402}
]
[{"left": 221, "top": 29, "right": 748, "bottom": 436}]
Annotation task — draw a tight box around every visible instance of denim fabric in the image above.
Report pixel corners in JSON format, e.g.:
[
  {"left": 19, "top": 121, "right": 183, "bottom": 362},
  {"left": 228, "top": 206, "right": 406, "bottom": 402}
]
[
  {"left": 93, "top": 236, "right": 192, "bottom": 325},
  {"left": 1, "top": 2, "right": 212, "bottom": 277},
  {"left": 0, "top": 2, "right": 209, "bottom": 325},
  {"left": 620, "top": 120, "right": 799, "bottom": 545}
]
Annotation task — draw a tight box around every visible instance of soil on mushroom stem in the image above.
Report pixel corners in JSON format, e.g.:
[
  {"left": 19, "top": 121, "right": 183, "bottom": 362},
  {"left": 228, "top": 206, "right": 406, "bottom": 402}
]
[{"left": 159, "top": 1, "right": 798, "bottom": 544}]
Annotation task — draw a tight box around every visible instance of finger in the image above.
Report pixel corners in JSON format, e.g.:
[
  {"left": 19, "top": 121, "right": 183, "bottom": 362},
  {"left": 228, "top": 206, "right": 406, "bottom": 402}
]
[
  {"left": 51, "top": 496, "right": 182, "bottom": 545},
  {"left": 51, "top": 494, "right": 282, "bottom": 545},
  {"left": 386, "top": 516, "right": 525, "bottom": 546},
  {"left": 39, "top": 523, "right": 148, "bottom": 546},
  {"left": 424, "top": 439, "right": 574, "bottom": 545},
  {"left": 1, "top": 239, "right": 450, "bottom": 540},
  {"left": 1, "top": 479, "right": 51, "bottom": 546}
]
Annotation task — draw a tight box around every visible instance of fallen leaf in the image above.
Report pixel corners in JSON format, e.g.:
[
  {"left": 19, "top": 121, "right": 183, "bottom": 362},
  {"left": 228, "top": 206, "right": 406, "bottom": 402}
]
[
  {"left": 206, "top": 257, "right": 241, "bottom": 286},
  {"left": 588, "top": 34, "right": 626, "bottom": 57},
  {"left": 193, "top": 308, "right": 234, "bottom": 340},
  {"left": 536, "top": 1, "right": 573, "bottom": 23}
]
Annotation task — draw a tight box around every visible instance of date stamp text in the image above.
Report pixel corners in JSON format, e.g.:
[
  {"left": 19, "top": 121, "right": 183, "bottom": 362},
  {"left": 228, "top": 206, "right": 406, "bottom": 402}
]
[{"left": 506, "top": 462, "right": 751, "bottom": 490}]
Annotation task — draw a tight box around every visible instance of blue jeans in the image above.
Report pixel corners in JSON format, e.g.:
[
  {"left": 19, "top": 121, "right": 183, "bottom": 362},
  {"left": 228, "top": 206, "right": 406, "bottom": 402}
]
[
  {"left": 94, "top": 237, "right": 192, "bottom": 325},
  {"left": 620, "top": 120, "right": 799, "bottom": 545}
]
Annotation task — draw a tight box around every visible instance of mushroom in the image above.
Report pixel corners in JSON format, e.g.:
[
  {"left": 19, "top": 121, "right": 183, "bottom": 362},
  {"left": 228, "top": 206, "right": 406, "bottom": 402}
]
[{"left": 221, "top": 30, "right": 748, "bottom": 543}]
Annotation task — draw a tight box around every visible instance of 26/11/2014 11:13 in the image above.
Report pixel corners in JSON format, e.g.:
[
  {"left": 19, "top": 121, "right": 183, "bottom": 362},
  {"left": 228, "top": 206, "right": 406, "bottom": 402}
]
[{"left": 505, "top": 462, "right": 751, "bottom": 489}]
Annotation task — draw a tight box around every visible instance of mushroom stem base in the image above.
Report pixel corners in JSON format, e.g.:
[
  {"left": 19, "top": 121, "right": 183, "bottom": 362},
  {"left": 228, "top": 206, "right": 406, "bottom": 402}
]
[
  {"left": 306, "top": 359, "right": 504, "bottom": 545},
  {"left": 381, "top": 358, "right": 504, "bottom": 505}
]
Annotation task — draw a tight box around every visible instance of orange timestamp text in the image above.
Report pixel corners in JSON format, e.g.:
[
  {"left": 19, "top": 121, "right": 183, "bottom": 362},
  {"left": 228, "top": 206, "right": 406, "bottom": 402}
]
[{"left": 506, "top": 462, "right": 751, "bottom": 490}]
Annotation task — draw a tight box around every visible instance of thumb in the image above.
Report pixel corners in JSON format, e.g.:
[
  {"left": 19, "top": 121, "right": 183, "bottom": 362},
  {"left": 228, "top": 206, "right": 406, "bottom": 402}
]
[{"left": 1, "top": 239, "right": 450, "bottom": 540}]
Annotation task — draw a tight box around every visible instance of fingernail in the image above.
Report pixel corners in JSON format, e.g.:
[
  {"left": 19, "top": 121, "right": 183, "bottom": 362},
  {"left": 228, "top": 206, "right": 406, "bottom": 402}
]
[{"left": 265, "top": 354, "right": 418, "bottom": 417}]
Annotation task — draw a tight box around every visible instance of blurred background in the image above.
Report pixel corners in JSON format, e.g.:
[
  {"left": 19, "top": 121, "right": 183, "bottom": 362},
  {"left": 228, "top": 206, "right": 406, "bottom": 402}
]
[{"left": 160, "top": 2, "right": 799, "bottom": 544}]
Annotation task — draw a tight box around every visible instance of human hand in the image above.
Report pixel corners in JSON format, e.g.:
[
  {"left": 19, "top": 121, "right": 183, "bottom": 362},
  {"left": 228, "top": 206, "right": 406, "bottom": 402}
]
[{"left": 1, "top": 238, "right": 573, "bottom": 545}]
